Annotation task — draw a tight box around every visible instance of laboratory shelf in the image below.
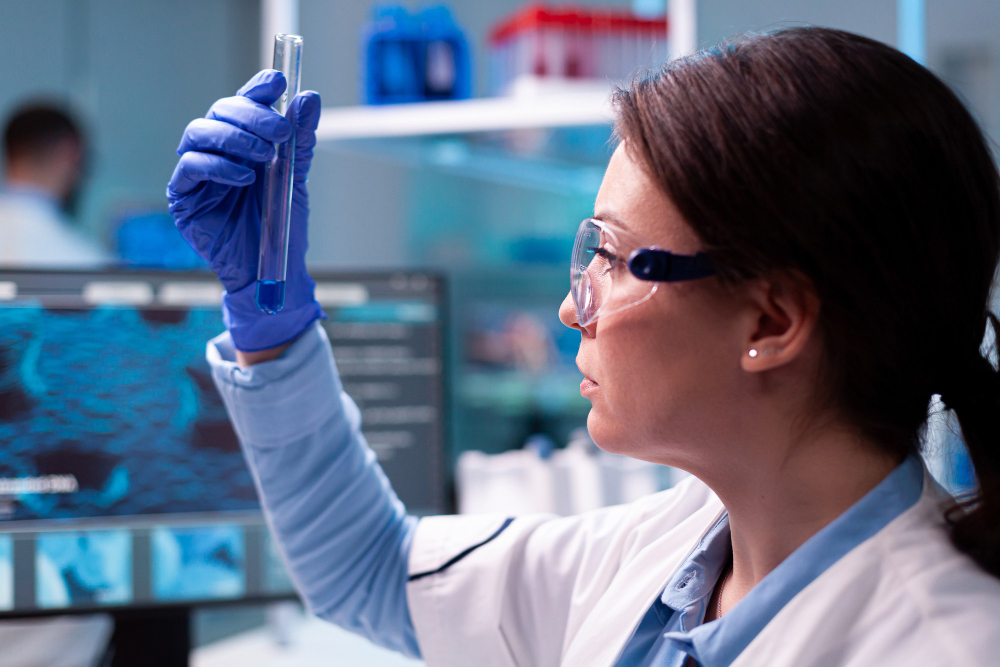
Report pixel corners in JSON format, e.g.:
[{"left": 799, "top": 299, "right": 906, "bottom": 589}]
[
  {"left": 319, "top": 136, "right": 607, "bottom": 196},
  {"left": 315, "top": 78, "right": 615, "bottom": 141}
]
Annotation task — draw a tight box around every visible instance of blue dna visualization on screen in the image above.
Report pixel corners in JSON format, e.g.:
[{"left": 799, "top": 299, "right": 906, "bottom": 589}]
[
  {"left": 0, "top": 269, "right": 447, "bottom": 615},
  {"left": 0, "top": 303, "right": 254, "bottom": 522}
]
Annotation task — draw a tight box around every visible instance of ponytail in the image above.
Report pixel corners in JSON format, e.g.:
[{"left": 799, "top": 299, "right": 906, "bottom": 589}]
[{"left": 945, "top": 312, "right": 1000, "bottom": 576}]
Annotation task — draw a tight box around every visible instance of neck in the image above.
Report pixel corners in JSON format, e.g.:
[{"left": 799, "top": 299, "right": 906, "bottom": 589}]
[
  {"left": 706, "top": 427, "right": 902, "bottom": 604},
  {"left": 4, "top": 163, "right": 64, "bottom": 200}
]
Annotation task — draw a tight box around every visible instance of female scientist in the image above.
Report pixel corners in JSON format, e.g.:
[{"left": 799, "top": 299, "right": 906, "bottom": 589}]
[{"left": 168, "top": 27, "right": 1000, "bottom": 666}]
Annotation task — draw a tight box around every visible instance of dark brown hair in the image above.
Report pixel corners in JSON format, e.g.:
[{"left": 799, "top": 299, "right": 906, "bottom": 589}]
[
  {"left": 3, "top": 103, "right": 82, "bottom": 165},
  {"left": 614, "top": 27, "right": 1000, "bottom": 574}
]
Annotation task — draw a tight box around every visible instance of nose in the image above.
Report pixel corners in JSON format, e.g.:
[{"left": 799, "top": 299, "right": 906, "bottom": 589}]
[{"left": 559, "top": 291, "right": 584, "bottom": 332}]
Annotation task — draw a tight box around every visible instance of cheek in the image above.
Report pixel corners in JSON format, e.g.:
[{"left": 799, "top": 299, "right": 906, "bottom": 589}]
[
  {"left": 586, "top": 316, "right": 679, "bottom": 449},
  {"left": 586, "top": 298, "right": 740, "bottom": 458}
]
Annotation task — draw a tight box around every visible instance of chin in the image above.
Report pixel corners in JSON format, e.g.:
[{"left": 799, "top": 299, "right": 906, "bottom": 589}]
[
  {"left": 586, "top": 410, "right": 634, "bottom": 456},
  {"left": 587, "top": 409, "right": 688, "bottom": 467}
]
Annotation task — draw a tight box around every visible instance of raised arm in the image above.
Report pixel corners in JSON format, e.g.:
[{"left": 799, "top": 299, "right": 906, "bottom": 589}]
[
  {"left": 168, "top": 70, "right": 419, "bottom": 657},
  {"left": 207, "top": 323, "right": 419, "bottom": 656}
]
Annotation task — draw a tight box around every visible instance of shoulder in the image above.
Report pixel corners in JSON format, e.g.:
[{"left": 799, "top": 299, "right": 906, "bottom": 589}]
[
  {"left": 406, "top": 475, "right": 721, "bottom": 667},
  {"left": 410, "top": 472, "right": 718, "bottom": 574},
  {"left": 742, "top": 476, "right": 1000, "bottom": 667},
  {"left": 0, "top": 195, "right": 105, "bottom": 266},
  {"left": 875, "top": 483, "right": 1000, "bottom": 663}
]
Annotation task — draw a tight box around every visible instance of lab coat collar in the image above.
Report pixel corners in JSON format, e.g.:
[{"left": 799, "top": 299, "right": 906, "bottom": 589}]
[
  {"left": 659, "top": 511, "right": 731, "bottom": 615},
  {"left": 566, "top": 487, "right": 726, "bottom": 667},
  {"left": 663, "top": 454, "right": 926, "bottom": 667}
]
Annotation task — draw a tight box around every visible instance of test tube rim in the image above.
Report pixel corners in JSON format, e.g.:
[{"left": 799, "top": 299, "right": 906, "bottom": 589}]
[{"left": 275, "top": 33, "right": 304, "bottom": 44}]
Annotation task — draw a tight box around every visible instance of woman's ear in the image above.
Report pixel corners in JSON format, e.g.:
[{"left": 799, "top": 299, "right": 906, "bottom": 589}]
[{"left": 740, "top": 271, "right": 821, "bottom": 373}]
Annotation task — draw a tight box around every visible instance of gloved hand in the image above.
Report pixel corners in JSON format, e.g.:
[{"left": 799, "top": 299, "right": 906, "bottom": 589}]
[{"left": 167, "top": 69, "right": 325, "bottom": 352}]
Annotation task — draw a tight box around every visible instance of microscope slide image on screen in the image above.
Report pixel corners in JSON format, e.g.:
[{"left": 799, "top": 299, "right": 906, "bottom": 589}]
[
  {"left": 0, "top": 535, "right": 12, "bottom": 610},
  {"left": 152, "top": 525, "right": 246, "bottom": 601},
  {"left": 35, "top": 530, "right": 132, "bottom": 608},
  {"left": 0, "top": 305, "right": 260, "bottom": 523}
]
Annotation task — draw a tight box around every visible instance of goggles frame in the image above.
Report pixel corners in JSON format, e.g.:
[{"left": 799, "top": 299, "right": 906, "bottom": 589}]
[{"left": 571, "top": 218, "right": 718, "bottom": 326}]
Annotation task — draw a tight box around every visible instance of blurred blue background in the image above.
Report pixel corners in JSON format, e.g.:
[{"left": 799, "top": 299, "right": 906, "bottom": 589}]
[
  {"left": 0, "top": 0, "right": 996, "bottom": 266},
  {"left": 0, "top": 0, "right": 996, "bottom": 659},
  {"left": 1, "top": 0, "right": 997, "bottom": 460}
]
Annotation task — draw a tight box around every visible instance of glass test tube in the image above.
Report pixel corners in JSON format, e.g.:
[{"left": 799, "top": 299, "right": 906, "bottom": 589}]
[{"left": 256, "top": 34, "right": 303, "bottom": 315}]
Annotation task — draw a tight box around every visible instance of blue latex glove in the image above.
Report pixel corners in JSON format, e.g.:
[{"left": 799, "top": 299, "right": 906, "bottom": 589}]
[{"left": 167, "top": 70, "right": 325, "bottom": 352}]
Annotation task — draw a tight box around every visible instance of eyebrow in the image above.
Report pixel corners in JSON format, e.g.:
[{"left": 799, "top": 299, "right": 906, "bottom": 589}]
[{"left": 592, "top": 210, "right": 630, "bottom": 231}]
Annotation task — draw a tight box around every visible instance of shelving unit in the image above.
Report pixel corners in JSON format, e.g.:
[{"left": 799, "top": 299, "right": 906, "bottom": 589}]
[{"left": 315, "top": 79, "right": 615, "bottom": 141}]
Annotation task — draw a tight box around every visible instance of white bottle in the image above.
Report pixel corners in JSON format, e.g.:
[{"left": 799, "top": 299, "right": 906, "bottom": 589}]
[{"left": 551, "top": 429, "right": 604, "bottom": 515}]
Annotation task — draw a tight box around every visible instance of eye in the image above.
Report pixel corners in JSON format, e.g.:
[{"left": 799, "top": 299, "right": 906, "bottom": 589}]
[{"left": 587, "top": 246, "right": 618, "bottom": 270}]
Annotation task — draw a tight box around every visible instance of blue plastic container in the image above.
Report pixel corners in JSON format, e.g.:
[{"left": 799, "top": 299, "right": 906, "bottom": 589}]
[
  {"left": 417, "top": 6, "right": 472, "bottom": 101},
  {"left": 362, "top": 4, "right": 471, "bottom": 104}
]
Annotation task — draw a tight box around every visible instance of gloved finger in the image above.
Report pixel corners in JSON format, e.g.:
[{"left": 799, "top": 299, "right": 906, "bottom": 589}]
[
  {"left": 177, "top": 118, "right": 275, "bottom": 162},
  {"left": 237, "top": 69, "right": 286, "bottom": 106},
  {"left": 168, "top": 151, "right": 255, "bottom": 196},
  {"left": 287, "top": 91, "right": 321, "bottom": 179},
  {"left": 288, "top": 91, "right": 321, "bottom": 135},
  {"left": 207, "top": 95, "right": 292, "bottom": 144}
]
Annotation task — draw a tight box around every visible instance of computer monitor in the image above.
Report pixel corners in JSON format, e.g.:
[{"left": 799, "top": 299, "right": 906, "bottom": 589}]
[{"left": 0, "top": 268, "right": 447, "bottom": 629}]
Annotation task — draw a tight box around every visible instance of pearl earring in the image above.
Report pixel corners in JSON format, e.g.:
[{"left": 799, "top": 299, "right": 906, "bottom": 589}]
[{"left": 748, "top": 349, "right": 758, "bottom": 358}]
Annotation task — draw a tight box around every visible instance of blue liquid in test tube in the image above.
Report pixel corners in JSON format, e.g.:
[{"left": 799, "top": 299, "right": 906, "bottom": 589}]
[
  {"left": 256, "top": 34, "right": 303, "bottom": 314},
  {"left": 256, "top": 280, "right": 286, "bottom": 313}
]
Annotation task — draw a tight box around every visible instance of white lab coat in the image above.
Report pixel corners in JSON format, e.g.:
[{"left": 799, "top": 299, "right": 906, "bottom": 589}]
[
  {"left": 0, "top": 187, "right": 106, "bottom": 267},
  {"left": 406, "top": 465, "right": 1000, "bottom": 666}
]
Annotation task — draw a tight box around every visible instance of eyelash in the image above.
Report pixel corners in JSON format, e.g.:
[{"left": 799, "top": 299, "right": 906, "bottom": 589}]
[{"left": 587, "top": 246, "right": 617, "bottom": 263}]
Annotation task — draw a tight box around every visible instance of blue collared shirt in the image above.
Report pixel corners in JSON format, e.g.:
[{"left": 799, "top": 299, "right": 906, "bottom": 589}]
[{"left": 613, "top": 454, "right": 925, "bottom": 667}]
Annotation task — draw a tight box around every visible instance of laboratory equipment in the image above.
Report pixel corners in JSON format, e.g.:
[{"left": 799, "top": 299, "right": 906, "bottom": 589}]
[
  {"left": 456, "top": 428, "right": 671, "bottom": 516},
  {"left": 361, "top": 5, "right": 471, "bottom": 104},
  {"left": 420, "top": 6, "right": 472, "bottom": 101},
  {"left": 0, "top": 267, "right": 447, "bottom": 663},
  {"left": 257, "top": 34, "right": 303, "bottom": 314},
  {"left": 115, "top": 211, "right": 205, "bottom": 269},
  {"left": 488, "top": 5, "right": 668, "bottom": 95}
]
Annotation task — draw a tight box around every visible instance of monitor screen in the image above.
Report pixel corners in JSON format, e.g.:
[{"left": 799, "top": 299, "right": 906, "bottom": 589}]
[{"left": 0, "top": 268, "right": 446, "bottom": 616}]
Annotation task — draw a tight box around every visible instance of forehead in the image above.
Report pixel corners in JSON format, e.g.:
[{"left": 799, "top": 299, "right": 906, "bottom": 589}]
[{"left": 594, "top": 144, "right": 700, "bottom": 251}]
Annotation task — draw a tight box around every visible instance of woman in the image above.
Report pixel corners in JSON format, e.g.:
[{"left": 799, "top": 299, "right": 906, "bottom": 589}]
[{"left": 168, "top": 27, "right": 1000, "bottom": 666}]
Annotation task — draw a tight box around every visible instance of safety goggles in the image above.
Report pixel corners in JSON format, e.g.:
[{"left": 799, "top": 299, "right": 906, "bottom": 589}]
[{"left": 570, "top": 218, "right": 718, "bottom": 327}]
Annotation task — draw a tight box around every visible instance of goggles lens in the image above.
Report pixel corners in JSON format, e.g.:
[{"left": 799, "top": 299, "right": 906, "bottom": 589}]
[{"left": 570, "top": 218, "right": 658, "bottom": 326}]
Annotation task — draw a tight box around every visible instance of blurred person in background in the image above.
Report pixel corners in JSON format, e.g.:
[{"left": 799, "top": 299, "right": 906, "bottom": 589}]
[
  {"left": 0, "top": 103, "right": 111, "bottom": 667},
  {"left": 0, "top": 103, "right": 106, "bottom": 267}
]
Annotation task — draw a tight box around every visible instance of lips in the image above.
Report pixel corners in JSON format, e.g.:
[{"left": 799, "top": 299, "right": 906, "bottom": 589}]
[{"left": 577, "top": 359, "right": 598, "bottom": 393}]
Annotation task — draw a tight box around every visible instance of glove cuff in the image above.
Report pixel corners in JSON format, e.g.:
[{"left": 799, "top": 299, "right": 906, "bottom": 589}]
[{"left": 223, "top": 281, "right": 326, "bottom": 352}]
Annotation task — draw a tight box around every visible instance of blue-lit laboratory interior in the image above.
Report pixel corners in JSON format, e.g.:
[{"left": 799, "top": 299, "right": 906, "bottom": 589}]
[{"left": 0, "top": 1, "right": 997, "bottom": 665}]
